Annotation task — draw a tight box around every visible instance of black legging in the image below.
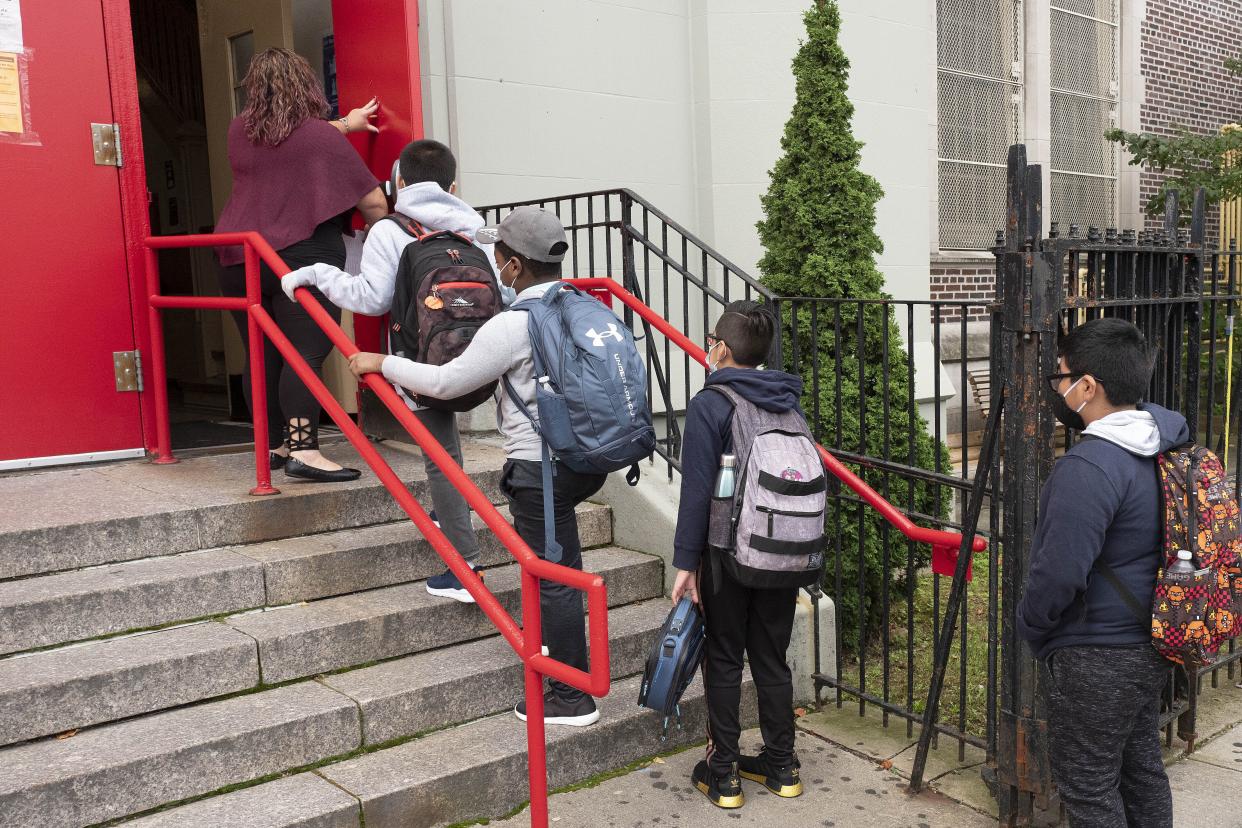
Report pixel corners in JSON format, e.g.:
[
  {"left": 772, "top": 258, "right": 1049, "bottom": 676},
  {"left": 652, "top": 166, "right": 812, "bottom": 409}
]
[{"left": 218, "top": 219, "right": 345, "bottom": 451}]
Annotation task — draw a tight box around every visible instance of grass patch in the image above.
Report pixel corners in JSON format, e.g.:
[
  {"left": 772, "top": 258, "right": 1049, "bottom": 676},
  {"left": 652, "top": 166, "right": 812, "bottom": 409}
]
[{"left": 831, "top": 551, "right": 1000, "bottom": 739}]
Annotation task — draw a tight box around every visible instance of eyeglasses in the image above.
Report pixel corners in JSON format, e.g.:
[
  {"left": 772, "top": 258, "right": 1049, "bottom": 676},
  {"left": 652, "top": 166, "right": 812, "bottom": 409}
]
[
  {"left": 705, "top": 334, "right": 723, "bottom": 351},
  {"left": 1045, "top": 372, "right": 1084, "bottom": 393}
]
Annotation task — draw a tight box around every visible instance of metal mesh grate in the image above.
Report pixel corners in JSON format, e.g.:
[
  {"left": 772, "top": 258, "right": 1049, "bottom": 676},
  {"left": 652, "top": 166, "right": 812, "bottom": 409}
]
[
  {"left": 1050, "top": 9, "right": 1117, "bottom": 99},
  {"left": 1051, "top": 0, "right": 1116, "bottom": 21},
  {"left": 937, "top": 0, "right": 1022, "bottom": 249},
  {"left": 1051, "top": 171, "right": 1116, "bottom": 230},
  {"left": 940, "top": 161, "right": 1009, "bottom": 250},
  {"left": 938, "top": 0, "right": 1019, "bottom": 78},
  {"left": 1051, "top": 93, "right": 1117, "bottom": 175},
  {"left": 939, "top": 74, "right": 1019, "bottom": 165}
]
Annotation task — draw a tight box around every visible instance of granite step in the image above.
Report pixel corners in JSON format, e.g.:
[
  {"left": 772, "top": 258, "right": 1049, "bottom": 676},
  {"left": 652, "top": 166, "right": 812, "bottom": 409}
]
[
  {"left": 120, "top": 671, "right": 757, "bottom": 828},
  {"left": 0, "top": 543, "right": 649, "bottom": 747},
  {"left": 236, "top": 501, "right": 612, "bottom": 606},
  {"left": 227, "top": 546, "right": 661, "bottom": 685},
  {"left": 0, "top": 681, "right": 361, "bottom": 828},
  {"left": 0, "top": 600, "right": 675, "bottom": 827},
  {"left": 0, "top": 502, "right": 611, "bottom": 656},
  {"left": 0, "top": 440, "right": 507, "bottom": 580}
]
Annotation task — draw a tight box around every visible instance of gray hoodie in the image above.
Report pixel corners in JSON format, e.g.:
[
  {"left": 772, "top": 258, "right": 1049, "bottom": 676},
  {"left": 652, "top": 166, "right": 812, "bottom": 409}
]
[{"left": 289, "top": 181, "right": 512, "bottom": 315}]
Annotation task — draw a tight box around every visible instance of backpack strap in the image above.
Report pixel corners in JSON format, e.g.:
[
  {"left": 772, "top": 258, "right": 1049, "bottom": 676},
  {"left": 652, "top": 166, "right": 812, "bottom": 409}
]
[
  {"left": 1092, "top": 559, "right": 1150, "bottom": 628},
  {"left": 382, "top": 211, "right": 427, "bottom": 239}
]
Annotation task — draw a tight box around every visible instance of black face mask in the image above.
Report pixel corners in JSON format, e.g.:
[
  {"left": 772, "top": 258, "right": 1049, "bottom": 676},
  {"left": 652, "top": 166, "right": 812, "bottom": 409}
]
[{"left": 1049, "top": 378, "right": 1086, "bottom": 431}]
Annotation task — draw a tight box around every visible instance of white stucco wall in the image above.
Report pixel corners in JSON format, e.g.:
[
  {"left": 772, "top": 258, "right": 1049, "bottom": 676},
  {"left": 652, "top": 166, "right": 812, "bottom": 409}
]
[{"left": 417, "top": 0, "right": 934, "bottom": 301}]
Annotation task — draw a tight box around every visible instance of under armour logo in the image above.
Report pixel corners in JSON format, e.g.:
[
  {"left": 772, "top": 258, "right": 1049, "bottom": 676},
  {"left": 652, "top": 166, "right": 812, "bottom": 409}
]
[{"left": 586, "top": 323, "right": 623, "bottom": 347}]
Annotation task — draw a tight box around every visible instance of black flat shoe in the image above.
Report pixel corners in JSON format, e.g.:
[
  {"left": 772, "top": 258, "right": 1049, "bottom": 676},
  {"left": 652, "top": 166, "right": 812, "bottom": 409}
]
[
  {"left": 284, "top": 456, "right": 361, "bottom": 482},
  {"left": 270, "top": 452, "right": 288, "bottom": 471}
]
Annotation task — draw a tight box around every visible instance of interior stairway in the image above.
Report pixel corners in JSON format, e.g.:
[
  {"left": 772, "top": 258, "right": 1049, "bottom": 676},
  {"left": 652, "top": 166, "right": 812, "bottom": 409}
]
[{"left": 0, "top": 439, "right": 752, "bottom": 827}]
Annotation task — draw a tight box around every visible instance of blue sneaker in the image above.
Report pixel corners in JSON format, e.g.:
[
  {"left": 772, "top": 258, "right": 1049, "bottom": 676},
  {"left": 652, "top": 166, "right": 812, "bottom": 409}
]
[
  {"left": 428, "top": 510, "right": 441, "bottom": 528},
  {"left": 426, "top": 564, "right": 482, "bottom": 603}
]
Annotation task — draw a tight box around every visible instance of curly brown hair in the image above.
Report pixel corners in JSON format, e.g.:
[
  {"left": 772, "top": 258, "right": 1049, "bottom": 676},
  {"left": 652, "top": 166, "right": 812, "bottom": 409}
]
[{"left": 240, "top": 48, "right": 329, "bottom": 147}]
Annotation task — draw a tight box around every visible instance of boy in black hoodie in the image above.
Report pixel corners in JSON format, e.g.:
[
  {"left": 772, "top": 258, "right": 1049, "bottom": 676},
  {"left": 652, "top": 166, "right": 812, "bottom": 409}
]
[
  {"left": 1017, "top": 318, "right": 1182, "bottom": 827},
  {"left": 671, "top": 301, "right": 807, "bottom": 809}
]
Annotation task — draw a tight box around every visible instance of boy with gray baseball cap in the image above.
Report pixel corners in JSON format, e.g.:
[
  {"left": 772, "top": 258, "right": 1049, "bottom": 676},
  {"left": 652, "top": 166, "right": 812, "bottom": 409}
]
[{"left": 350, "top": 207, "right": 606, "bottom": 727}]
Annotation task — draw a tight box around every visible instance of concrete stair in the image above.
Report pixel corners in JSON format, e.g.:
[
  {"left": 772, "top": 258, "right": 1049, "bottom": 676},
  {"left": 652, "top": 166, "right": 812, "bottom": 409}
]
[{"left": 0, "top": 441, "right": 718, "bottom": 828}]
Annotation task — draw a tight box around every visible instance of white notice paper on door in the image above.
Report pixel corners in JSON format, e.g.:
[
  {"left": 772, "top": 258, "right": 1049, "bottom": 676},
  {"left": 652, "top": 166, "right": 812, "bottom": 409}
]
[{"left": 0, "top": 0, "right": 22, "bottom": 53}]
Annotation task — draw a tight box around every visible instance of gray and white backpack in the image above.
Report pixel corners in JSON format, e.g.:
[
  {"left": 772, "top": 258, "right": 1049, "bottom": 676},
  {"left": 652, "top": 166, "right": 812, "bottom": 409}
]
[{"left": 705, "top": 385, "right": 827, "bottom": 589}]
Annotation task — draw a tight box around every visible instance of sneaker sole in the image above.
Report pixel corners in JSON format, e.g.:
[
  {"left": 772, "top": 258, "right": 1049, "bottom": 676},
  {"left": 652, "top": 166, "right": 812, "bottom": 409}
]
[
  {"left": 513, "top": 707, "right": 600, "bottom": 727},
  {"left": 425, "top": 585, "right": 476, "bottom": 603},
  {"left": 738, "top": 770, "right": 803, "bottom": 797},
  {"left": 694, "top": 780, "right": 744, "bottom": 809}
]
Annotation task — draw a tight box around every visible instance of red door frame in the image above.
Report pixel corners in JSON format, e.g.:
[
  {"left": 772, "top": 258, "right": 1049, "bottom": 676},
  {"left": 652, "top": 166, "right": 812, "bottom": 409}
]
[
  {"left": 100, "top": 0, "right": 158, "bottom": 454},
  {"left": 99, "top": 0, "right": 424, "bottom": 454}
]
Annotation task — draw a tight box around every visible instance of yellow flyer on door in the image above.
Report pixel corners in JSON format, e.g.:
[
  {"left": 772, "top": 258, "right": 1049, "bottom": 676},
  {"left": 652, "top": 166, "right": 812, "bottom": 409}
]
[{"left": 0, "top": 51, "right": 22, "bottom": 133}]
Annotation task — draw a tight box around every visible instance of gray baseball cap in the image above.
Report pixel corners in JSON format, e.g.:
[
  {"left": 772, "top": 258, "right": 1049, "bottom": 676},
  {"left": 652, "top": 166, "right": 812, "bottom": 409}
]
[{"left": 477, "top": 206, "right": 569, "bottom": 263}]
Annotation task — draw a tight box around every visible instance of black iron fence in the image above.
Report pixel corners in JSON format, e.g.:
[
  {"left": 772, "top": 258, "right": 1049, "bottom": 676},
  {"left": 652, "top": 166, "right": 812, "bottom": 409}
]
[
  {"left": 478, "top": 189, "right": 771, "bottom": 475},
  {"left": 478, "top": 175, "right": 1242, "bottom": 823},
  {"left": 991, "top": 145, "right": 1242, "bottom": 823}
]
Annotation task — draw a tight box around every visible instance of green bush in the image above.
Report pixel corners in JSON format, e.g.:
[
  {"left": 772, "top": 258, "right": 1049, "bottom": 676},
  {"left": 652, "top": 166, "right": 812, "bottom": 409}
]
[{"left": 755, "top": 0, "right": 950, "bottom": 647}]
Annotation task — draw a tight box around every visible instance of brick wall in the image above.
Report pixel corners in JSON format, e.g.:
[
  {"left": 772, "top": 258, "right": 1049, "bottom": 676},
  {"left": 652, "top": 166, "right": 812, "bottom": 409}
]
[
  {"left": 1140, "top": 0, "right": 1242, "bottom": 242},
  {"left": 929, "top": 261, "right": 995, "bottom": 322},
  {"left": 931, "top": 0, "right": 1242, "bottom": 308}
]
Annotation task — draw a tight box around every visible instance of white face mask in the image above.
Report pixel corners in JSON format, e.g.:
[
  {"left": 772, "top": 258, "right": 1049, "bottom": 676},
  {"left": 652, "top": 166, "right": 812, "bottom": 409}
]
[
  {"left": 497, "top": 258, "right": 518, "bottom": 289},
  {"left": 706, "top": 339, "right": 722, "bottom": 373}
]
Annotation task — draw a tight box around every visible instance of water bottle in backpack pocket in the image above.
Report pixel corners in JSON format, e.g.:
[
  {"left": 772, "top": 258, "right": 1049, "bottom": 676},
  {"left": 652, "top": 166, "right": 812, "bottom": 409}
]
[{"left": 704, "top": 385, "right": 827, "bottom": 589}]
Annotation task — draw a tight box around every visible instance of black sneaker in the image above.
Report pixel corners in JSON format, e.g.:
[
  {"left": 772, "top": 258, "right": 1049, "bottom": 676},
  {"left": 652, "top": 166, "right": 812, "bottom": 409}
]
[
  {"left": 513, "top": 690, "right": 600, "bottom": 726},
  {"left": 738, "top": 748, "right": 802, "bottom": 797},
  {"left": 692, "top": 760, "right": 744, "bottom": 809}
]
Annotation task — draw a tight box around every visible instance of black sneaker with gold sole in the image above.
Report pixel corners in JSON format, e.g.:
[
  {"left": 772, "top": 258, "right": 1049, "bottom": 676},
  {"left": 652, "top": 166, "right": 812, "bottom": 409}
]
[
  {"left": 692, "top": 760, "right": 744, "bottom": 809},
  {"left": 738, "top": 749, "right": 803, "bottom": 797}
]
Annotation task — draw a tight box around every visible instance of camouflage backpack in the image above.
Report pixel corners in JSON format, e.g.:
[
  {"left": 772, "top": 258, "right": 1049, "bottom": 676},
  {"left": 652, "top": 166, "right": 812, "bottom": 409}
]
[{"left": 1098, "top": 444, "right": 1242, "bottom": 667}]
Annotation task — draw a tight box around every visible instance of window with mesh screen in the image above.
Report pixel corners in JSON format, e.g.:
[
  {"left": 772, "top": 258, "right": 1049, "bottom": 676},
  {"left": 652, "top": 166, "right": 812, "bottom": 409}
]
[
  {"left": 1050, "top": 1, "right": 1119, "bottom": 230},
  {"left": 937, "top": 0, "right": 1023, "bottom": 250}
]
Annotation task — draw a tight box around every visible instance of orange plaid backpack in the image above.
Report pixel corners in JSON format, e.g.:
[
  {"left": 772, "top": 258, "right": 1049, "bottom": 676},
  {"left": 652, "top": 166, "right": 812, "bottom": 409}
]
[{"left": 1098, "top": 445, "right": 1242, "bottom": 667}]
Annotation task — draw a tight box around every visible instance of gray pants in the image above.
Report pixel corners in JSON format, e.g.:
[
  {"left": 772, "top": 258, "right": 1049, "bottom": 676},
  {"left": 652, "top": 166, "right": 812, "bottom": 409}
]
[
  {"left": 1046, "top": 644, "right": 1173, "bottom": 828},
  {"left": 414, "top": 407, "right": 480, "bottom": 566}
]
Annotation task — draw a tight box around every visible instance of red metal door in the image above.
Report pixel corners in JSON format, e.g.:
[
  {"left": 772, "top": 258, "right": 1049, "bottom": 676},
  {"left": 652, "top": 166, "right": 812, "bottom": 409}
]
[{"left": 0, "top": 0, "right": 143, "bottom": 464}]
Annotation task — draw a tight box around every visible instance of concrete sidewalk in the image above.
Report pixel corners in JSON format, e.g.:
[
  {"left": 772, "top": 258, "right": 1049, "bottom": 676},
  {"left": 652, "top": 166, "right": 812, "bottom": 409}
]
[
  {"left": 492, "top": 726, "right": 994, "bottom": 827},
  {"left": 492, "top": 714, "right": 1242, "bottom": 827},
  {"left": 1167, "top": 720, "right": 1242, "bottom": 828}
]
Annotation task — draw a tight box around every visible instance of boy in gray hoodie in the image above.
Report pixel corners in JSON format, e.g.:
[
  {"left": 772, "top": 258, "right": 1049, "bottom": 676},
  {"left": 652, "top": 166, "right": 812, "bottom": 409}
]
[{"left": 283, "top": 140, "right": 508, "bottom": 603}]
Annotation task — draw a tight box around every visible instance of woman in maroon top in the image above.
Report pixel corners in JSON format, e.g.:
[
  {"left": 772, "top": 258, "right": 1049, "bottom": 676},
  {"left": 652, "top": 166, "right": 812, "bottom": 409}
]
[{"left": 216, "top": 48, "right": 386, "bottom": 482}]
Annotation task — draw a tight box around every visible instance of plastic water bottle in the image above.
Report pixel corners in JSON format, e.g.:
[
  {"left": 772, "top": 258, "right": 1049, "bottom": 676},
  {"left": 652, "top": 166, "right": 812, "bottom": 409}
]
[
  {"left": 713, "top": 454, "right": 737, "bottom": 499},
  {"left": 1167, "top": 549, "right": 1196, "bottom": 576}
]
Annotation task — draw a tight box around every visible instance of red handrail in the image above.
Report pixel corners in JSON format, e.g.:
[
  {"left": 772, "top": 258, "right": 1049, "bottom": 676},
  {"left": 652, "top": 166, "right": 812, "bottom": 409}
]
[
  {"left": 142, "top": 232, "right": 608, "bottom": 828},
  {"left": 571, "top": 278, "right": 989, "bottom": 561}
]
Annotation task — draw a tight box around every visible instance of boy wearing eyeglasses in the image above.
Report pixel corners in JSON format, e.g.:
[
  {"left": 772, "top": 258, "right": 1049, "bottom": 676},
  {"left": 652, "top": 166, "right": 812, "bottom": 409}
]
[
  {"left": 1017, "top": 317, "right": 1184, "bottom": 827},
  {"left": 671, "top": 301, "right": 808, "bottom": 809}
]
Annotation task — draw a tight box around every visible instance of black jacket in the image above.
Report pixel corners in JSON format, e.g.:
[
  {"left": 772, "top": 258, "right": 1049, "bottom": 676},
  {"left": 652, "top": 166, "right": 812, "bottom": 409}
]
[
  {"left": 1016, "top": 403, "right": 1190, "bottom": 659},
  {"left": 672, "top": 367, "right": 805, "bottom": 571}
]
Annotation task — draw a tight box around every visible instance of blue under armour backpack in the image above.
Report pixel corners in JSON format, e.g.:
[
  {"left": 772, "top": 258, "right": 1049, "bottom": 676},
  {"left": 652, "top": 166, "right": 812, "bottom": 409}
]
[{"left": 506, "top": 282, "right": 656, "bottom": 476}]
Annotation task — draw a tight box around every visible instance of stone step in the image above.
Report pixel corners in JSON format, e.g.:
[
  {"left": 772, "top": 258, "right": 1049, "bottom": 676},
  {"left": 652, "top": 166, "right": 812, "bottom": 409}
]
[
  {"left": 319, "top": 670, "right": 753, "bottom": 828},
  {"left": 319, "top": 599, "right": 672, "bottom": 746},
  {"left": 239, "top": 501, "right": 612, "bottom": 606},
  {"left": 0, "top": 681, "right": 361, "bottom": 828},
  {"left": 0, "top": 600, "right": 676, "bottom": 827},
  {"left": 228, "top": 546, "right": 661, "bottom": 685},
  {"left": 0, "top": 502, "right": 611, "bottom": 656},
  {"left": 0, "top": 592, "right": 666, "bottom": 749},
  {"left": 125, "top": 671, "right": 757, "bottom": 828},
  {"left": 0, "top": 440, "right": 507, "bottom": 580}
]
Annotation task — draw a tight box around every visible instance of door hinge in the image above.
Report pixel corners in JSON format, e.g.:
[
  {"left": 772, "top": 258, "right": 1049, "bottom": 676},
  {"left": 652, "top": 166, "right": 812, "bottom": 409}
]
[
  {"left": 92, "top": 122, "right": 122, "bottom": 167},
  {"left": 114, "top": 350, "right": 143, "bottom": 392}
]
